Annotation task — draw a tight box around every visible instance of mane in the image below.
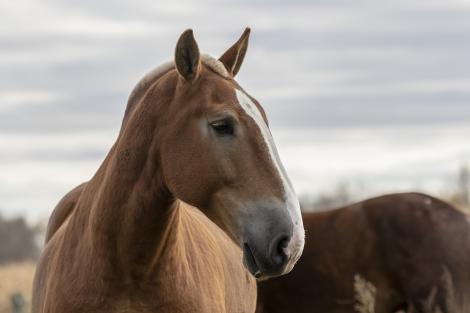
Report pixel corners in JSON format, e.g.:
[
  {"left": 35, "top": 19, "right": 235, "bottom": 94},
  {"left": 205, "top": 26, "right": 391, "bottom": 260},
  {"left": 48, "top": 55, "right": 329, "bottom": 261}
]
[
  {"left": 122, "top": 54, "right": 228, "bottom": 126},
  {"left": 200, "top": 54, "right": 229, "bottom": 79}
]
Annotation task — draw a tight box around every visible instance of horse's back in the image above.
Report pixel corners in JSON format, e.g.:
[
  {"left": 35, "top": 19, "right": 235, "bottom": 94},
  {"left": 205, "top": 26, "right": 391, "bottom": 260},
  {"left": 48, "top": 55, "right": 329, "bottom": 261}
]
[
  {"left": 45, "top": 182, "right": 86, "bottom": 242},
  {"left": 33, "top": 184, "right": 87, "bottom": 311},
  {"left": 363, "top": 193, "right": 470, "bottom": 309},
  {"left": 257, "top": 192, "right": 470, "bottom": 313}
]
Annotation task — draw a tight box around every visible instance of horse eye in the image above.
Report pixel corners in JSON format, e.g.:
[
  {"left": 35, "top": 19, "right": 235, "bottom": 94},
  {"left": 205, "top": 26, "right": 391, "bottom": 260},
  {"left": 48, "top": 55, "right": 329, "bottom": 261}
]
[{"left": 210, "top": 119, "right": 234, "bottom": 136}]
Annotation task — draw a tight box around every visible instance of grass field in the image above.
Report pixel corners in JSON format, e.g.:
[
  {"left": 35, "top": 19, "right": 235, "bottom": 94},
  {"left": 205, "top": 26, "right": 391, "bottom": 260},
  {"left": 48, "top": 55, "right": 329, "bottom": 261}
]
[{"left": 0, "top": 262, "right": 35, "bottom": 313}]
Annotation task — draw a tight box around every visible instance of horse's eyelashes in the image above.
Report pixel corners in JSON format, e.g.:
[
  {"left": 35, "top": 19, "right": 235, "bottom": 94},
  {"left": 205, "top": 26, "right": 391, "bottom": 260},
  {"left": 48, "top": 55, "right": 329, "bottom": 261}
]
[{"left": 210, "top": 119, "right": 234, "bottom": 136}]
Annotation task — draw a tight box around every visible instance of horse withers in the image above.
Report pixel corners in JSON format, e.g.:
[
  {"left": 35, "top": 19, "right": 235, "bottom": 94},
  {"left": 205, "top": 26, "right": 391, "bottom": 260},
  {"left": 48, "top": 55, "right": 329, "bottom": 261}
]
[
  {"left": 257, "top": 193, "right": 470, "bottom": 313},
  {"left": 32, "top": 28, "right": 304, "bottom": 313}
]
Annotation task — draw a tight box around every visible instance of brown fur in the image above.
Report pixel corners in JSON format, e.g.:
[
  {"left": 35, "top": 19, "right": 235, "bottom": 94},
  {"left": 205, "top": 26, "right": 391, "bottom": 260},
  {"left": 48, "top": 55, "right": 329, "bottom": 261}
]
[
  {"left": 33, "top": 29, "right": 303, "bottom": 313},
  {"left": 257, "top": 193, "right": 470, "bottom": 313},
  {"left": 44, "top": 183, "right": 85, "bottom": 242}
]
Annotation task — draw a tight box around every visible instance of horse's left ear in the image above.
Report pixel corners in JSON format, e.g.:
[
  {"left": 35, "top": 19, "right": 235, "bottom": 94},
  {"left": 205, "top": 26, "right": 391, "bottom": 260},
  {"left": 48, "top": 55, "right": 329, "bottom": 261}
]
[
  {"left": 219, "top": 27, "right": 251, "bottom": 77},
  {"left": 175, "top": 29, "right": 201, "bottom": 82}
]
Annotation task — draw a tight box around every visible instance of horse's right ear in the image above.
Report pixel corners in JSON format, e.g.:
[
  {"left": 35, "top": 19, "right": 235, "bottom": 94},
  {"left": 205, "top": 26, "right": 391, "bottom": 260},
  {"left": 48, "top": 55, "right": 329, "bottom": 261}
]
[
  {"left": 219, "top": 28, "right": 251, "bottom": 77},
  {"left": 175, "top": 29, "right": 201, "bottom": 82}
]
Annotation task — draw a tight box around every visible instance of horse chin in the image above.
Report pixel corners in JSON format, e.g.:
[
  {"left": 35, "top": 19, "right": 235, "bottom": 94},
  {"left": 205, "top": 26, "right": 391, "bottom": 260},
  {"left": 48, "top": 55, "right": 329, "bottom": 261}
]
[
  {"left": 243, "top": 243, "right": 263, "bottom": 279},
  {"left": 242, "top": 242, "right": 286, "bottom": 281}
]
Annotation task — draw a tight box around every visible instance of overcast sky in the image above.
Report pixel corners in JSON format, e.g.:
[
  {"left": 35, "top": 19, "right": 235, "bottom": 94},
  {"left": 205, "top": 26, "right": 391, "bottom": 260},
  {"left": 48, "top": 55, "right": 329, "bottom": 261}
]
[{"left": 1, "top": 0, "right": 469, "bottom": 219}]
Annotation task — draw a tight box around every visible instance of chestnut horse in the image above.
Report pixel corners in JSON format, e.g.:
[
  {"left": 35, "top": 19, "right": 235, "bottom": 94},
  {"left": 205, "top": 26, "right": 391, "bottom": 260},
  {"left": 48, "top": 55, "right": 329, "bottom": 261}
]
[
  {"left": 257, "top": 193, "right": 470, "bottom": 313},
  {"left": 32, "top": 28, "right": 305, "bottom": 313}
]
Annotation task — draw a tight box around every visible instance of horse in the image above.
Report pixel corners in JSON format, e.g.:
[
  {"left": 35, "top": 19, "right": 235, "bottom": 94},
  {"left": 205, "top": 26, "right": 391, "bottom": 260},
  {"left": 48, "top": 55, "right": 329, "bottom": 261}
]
[
  {"left": 32, "top": 28, "right": 305, "bottom": 313},
  {"left": 256, "top": 193, "right": 470, "bottom": 313}
]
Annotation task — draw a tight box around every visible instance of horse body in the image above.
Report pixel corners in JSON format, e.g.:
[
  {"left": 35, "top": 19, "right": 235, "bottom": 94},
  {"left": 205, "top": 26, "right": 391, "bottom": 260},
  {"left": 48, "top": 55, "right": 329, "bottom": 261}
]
[
  {"left": 33, "top": 29, "right": 305, "bottom": 313},
  {"left": 257, "top": 193, "right": 470, "bottom": 313},
  {"left": 36, "top": 200, "right": 255, "bottom": 313}
]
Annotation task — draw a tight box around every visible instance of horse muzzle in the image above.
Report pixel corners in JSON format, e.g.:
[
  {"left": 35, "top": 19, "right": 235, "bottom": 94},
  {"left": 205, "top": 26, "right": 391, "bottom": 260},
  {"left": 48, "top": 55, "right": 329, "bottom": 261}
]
[{"left": 242, "top": 209, "right": 304, "bottom": 280}]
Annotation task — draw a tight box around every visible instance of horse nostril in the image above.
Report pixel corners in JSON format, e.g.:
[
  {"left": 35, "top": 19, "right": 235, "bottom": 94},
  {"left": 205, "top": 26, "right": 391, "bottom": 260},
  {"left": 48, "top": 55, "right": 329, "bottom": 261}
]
[
  {"left": 270, "top": 235, "right": 291, "bottom": 266},
  {"left": 278, "top": 237, "right": 289, "bottom": 256}
]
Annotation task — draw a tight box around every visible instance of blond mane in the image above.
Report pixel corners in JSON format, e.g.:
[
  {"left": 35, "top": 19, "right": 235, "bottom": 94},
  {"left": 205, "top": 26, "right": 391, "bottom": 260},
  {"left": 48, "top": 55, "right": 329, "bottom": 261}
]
[
  {"left": 123, "top": 54, "right": 228, "bottom": 126},
  {"left": 128, "top": 54, "right": 228, "bottom": 105}
]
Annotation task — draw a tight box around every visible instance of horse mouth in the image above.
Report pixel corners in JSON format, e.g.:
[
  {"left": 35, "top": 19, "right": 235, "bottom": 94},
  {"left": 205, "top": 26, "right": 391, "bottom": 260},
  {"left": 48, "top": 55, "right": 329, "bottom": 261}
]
[{"left": 243, "top": 243, "right": 262, "bottom": 279}]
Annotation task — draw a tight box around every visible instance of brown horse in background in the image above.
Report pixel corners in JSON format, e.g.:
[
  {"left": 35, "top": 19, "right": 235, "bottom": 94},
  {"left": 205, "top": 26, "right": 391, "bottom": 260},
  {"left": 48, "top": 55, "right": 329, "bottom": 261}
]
[
  {"left": 32, "top": 28, "right": 305, "bottom": 313},
  {"left": 257, "top": 193, "right": 470, "bottom": 313}
]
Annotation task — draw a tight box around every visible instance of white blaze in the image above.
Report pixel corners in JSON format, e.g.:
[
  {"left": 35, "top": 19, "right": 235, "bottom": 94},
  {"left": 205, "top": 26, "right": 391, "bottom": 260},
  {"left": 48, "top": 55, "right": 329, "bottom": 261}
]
[{"left": 235, "top": 89, "right": 305, "bottom": 268}]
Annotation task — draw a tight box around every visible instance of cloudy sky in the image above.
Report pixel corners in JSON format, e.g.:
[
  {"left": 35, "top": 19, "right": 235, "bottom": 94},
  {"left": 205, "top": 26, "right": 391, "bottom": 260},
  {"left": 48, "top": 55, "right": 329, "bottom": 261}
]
[{"left": 1, "top": 0, "right": 469, "bottom": 219}]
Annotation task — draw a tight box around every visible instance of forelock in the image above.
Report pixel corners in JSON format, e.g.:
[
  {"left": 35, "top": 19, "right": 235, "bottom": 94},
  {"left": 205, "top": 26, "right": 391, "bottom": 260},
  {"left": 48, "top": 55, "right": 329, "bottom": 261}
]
[
  {"left": 129, "top": 54, "right": 228, "bottom": 103},
  {"left": 123, "top": 54, "right": 229, "bottom": 127},
  {"left": 200, "top": 54, "right": 229, "bottom": 78}
]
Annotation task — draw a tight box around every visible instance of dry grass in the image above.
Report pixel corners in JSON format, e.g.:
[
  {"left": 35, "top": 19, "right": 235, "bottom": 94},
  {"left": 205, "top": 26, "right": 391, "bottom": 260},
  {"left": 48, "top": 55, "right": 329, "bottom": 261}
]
[
  {"left": 354, "top": 274, "right": 377, "bottom": 313},
  {"left": 0, "top": 262, "right": 35, "bottom": 313}
]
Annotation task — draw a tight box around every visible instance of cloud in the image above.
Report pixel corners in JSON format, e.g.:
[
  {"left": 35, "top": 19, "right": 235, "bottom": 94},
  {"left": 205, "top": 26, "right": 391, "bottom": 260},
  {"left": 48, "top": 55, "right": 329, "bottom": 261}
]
[{"left": 1, "top": 0, "right": 469, "bottom": 218}]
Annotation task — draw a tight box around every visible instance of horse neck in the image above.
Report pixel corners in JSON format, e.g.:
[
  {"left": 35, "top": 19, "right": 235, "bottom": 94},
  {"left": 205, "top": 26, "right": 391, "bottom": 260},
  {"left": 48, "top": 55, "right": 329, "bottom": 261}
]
[{"left": 83, "top": 95, "right": 181, "bottom": 278}]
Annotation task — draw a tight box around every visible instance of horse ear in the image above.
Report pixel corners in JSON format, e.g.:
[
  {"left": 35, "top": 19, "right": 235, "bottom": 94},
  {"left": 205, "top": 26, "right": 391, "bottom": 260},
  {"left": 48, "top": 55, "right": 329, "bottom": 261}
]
[
  {"left": 219, "top": 27, "right": 251, "bottom": 77},
  {"left": 175, "top": 29, "right": 201, "bottom": 82}
]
